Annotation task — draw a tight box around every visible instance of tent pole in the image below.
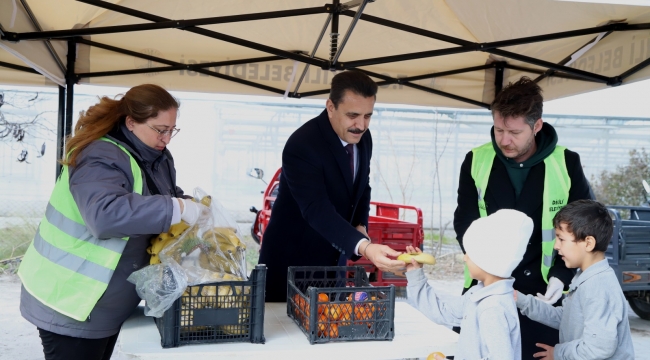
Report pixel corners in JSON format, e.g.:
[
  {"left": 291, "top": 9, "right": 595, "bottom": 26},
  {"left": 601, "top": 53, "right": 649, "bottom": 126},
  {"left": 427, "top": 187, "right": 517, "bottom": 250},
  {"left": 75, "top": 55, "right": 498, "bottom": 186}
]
[
  {"left": 76, "top": 39, "right": 287, "bottom": 95},
  {"left": 55, "top": 85, "right": 66, "bottom": 180},
  {"left": 18, "top": 0, "right": 66, "bottom": 74},
  {"left": 0, "top": 61, "right": 40, "bottom": 74},
  {"left": 292, "top": 14, "right": 332, "bottom": 96},
  {"left": 619, "top": 56, "right": 650, "bottom": 81},
  {"left": 505, "top": 64, "right": 596, "bottom": 82},
  {"left": 402, "top": 64, "right": 494, "bottom": 82},
  {"left": 533, "top": 31, "right": 614, "bottom": 83},
  {"left": 494, "top": 62, "right": 505, "bottom": 96},
  {"left": 78, "top": 55, "right": 283, "bottom": 79},
  {"left": 331, "top": 0, "right": 369, "bottom": 65},
  {"left": 70, "top": 0, "right": 326, "bottom": 68},
  {"left": 10, "top": 7, "right": 328, "bottom": 41},
  {"left": 64, "top": 38, "right": 76, "bottom": 156},
  {"left": 330, "top": 0, "right": 340, "bottom": 65}
]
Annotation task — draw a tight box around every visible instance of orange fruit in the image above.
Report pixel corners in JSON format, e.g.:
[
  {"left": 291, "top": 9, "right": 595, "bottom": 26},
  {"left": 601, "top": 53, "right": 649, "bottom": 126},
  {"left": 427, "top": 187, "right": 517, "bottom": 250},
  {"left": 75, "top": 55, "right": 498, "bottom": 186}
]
[
  {"left": 340, "top": 303, "right": 353, "bottom": 321},
  {"left": 354, "top": 306, "right": 371, "bottom": 322},
  {"left": 328, "top": 323, "right": 339, "bottom": 338},
  {"left": 328, "top": 304, "right": 341, "bottom": 320},
  {"left": 426, "top": 352, "right": 446, "bottom": 360},
  {"left": 317, "top": 314, "right": 329, "bottom": 334},
  {"left": 317, "top": 293, "right": 329, "bottom": 315}
]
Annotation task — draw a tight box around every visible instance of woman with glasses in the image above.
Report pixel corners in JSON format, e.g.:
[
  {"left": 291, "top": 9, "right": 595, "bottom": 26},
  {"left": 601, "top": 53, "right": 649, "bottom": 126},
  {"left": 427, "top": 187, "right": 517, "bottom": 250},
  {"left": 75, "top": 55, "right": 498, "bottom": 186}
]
[{"left": 17, "top": 84, "right": 207, "bottom": 360}]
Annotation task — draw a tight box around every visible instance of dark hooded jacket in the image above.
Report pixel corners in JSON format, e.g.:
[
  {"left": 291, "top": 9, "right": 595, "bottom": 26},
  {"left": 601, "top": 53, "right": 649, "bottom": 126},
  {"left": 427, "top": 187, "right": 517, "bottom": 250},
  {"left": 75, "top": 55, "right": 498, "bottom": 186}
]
[{"left": 453, "top": 122, "right": 592, "bottom": 358}]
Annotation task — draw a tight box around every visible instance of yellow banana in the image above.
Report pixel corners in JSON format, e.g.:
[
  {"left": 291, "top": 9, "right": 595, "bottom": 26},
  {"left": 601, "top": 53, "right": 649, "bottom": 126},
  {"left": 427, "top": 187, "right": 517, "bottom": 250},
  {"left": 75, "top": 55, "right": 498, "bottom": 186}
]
[
  {"left": 397, "top": 252, "right": 436, "bottom": 265},
  {"left": 148, "top": 222, "right": 191, "bottom": 264},
  {"left": 200, "top": 195, "right": 212, "bottom": 207}
]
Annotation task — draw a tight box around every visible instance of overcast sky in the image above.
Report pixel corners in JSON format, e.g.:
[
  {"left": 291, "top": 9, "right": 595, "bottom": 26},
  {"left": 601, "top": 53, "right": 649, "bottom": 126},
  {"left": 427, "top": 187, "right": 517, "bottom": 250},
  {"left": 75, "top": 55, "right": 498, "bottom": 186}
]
[{"left": 544, "top": 79, "right": 650, "bottom": 118}]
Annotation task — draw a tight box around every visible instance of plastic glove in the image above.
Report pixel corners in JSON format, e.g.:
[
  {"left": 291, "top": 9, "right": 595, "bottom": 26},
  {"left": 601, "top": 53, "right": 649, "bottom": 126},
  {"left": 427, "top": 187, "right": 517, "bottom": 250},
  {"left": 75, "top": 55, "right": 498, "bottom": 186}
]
[
  {"left": 535, "top": 277, "right": 564, "bottom": 304},
  {"left": 180, "top": 198, "right": 210, "bottom": 226}
]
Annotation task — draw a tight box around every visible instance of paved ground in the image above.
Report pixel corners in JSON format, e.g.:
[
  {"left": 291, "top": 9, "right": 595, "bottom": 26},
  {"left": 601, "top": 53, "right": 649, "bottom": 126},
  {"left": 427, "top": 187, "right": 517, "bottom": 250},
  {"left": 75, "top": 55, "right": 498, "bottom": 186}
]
[{"left": 1, "top": 274, "right": 648, "bottom": 359}]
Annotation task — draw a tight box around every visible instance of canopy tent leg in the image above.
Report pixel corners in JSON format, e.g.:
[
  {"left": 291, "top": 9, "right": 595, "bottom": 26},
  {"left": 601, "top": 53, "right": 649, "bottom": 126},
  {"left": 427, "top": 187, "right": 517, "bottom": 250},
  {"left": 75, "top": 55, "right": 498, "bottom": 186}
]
[
  {"left": 494, "top": 61, "right": 505, "bottom": 96},
  {"left": 55, "top": 85, "right": 65, "bottom": 180},
  {"left": 331, "top": 0, "right": 369, "bottom": 66},
  {"left": 56, "top": 38, "right": 76, "bottom": 180},
  {"left": 292, "top": 14, "right": 332, "bottom": 96}
]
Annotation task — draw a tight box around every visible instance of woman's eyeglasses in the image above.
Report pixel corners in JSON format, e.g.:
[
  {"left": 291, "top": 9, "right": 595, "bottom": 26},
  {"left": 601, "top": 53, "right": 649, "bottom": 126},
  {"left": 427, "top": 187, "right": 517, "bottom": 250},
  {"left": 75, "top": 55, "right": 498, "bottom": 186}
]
[{"left": 144, "top": 123, "right": 180, "bottom": 138}]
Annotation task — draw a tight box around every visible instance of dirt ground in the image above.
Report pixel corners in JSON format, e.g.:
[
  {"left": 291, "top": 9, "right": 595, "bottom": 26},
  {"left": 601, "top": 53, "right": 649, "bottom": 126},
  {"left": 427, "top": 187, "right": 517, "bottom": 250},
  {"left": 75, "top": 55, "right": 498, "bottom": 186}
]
[{"left": 2, "top": 259, "right": 649, "bottom": 359}]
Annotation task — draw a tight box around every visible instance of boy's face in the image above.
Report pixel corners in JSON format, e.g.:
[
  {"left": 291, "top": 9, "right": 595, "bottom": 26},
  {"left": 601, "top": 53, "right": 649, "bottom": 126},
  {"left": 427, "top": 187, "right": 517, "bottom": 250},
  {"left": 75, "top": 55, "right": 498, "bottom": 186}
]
[
  {"left": 553, "top": 222, "right": 593, "bottom": 271},
  {"left": 463, "top": 254, "right": 482, "bottom": 280}
]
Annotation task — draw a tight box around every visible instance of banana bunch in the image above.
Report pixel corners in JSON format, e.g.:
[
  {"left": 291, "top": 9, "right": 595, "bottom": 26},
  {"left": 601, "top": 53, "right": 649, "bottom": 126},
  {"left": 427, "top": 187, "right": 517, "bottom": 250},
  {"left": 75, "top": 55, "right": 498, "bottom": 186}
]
[
  {"left": 147, "top": 222, "right": 190, "bottom": 265},
  {"left": 180, "top": 272, "right": 250, "bottom": 334},
  {"left": 147, "top": 195, "right": 212, "bottom": 265},
  {"left": 200, "top": 227, "right": 247, "bottom": 277}
]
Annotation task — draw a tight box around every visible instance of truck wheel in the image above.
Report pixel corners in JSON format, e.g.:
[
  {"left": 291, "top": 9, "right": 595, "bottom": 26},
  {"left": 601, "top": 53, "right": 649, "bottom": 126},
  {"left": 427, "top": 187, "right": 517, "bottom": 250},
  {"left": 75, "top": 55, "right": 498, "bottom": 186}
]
[
  {"left": 629, "top": 297, "right": 650, "bottom": 320},
  {"left": 250, "top": 224, "right": 260, "bottom": 245}
]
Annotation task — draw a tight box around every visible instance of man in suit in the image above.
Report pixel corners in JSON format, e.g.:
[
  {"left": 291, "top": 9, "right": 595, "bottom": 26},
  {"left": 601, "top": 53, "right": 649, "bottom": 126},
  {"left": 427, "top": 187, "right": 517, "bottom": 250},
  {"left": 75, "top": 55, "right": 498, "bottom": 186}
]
[
  {"left": 453, "top": 76, "right": 592, "bottom": 358},
  {"left": 258, "top": 70, "right": 404, "bottom": 302}
]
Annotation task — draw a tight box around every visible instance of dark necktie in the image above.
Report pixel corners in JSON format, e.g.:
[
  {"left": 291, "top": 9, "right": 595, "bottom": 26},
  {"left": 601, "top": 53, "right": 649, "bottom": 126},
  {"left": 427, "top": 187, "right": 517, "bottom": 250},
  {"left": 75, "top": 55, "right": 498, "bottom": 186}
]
[{"left": 345, "top": 143, "right": 354, "bottom": 180}]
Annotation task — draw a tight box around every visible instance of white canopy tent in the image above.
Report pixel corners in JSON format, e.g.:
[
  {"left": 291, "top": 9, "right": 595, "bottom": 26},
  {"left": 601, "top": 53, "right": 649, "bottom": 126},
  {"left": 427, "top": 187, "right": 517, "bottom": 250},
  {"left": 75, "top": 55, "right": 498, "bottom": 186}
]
[{"left": 3, "top": 0, "right": 650, "bottom": 164}]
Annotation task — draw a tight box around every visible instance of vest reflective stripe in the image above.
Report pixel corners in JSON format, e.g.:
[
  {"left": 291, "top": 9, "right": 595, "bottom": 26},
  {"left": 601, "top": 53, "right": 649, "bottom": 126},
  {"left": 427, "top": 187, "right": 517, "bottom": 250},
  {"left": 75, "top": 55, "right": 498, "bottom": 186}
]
[
  {"left": 18, "top": 137, "right": 143, "bottom": 321},
  {"left": 470, "top": 143, "right": 495, "bottom": 219},
  {"left": 541, "top": 148, "right": 571, "bottom": 281},
  {"left": 463, "top": 143, "right": 570, "bottom": 289},
  {"left": 32, "top": 226, "right": 115, "bottom": 284},
  {"left": 38, "top": 214, "right": 124, "bottom": 270},
  {"left": 44, "top": 202, "right": 129, "bottom": 255}
]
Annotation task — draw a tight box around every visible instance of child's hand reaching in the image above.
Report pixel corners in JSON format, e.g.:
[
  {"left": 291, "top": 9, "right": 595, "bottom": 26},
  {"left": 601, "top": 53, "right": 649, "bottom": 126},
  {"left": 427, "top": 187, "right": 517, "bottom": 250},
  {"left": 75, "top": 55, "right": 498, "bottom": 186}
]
[
  {"left": 533, "top": 343, "right": 555, "bottom": 360},
  {"left": 404, "top": 245, "right": 423, "bottom": 272}
]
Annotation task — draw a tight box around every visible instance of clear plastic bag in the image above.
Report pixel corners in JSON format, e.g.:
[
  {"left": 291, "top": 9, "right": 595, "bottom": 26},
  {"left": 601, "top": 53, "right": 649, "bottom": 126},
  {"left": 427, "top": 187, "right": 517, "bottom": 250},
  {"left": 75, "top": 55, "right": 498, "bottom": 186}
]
[
  {"left": 159, "top": 187, "right": 248, "bottom": 285},
  {"left": 127, "top": 260, "right": 188, "bottom": 318}
]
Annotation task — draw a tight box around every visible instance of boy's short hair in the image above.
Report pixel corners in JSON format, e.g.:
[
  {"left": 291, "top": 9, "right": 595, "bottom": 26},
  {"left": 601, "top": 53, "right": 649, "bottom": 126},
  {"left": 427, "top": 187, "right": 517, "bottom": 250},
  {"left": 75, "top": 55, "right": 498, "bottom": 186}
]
[{"left": 552, "top": 199, "right": 613, "bottom": 252}]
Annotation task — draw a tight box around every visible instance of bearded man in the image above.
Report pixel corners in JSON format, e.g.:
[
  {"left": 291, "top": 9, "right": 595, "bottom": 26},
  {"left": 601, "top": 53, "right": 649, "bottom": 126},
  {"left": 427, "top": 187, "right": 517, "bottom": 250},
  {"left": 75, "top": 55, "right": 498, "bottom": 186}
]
[{"left": 452, "top": 76, "right": 592, "bottom": 359}]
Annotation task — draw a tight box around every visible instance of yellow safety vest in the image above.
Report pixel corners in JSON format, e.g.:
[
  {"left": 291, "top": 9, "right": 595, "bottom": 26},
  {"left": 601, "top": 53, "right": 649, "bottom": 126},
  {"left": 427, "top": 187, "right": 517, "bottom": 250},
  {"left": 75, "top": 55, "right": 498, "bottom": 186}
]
[
  {"left": 18, "top": 138, "right": 143, "bottom": 321},
  {"left": 463, "top": 142, "right": 571, "bottom": 288}
]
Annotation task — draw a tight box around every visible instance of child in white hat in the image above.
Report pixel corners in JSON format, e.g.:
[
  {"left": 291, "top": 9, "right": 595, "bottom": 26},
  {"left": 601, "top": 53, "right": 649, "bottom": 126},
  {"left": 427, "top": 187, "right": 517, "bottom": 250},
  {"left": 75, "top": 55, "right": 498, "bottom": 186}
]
[{"left": 405, "top": 209, "right": 532, "bottom": 360}]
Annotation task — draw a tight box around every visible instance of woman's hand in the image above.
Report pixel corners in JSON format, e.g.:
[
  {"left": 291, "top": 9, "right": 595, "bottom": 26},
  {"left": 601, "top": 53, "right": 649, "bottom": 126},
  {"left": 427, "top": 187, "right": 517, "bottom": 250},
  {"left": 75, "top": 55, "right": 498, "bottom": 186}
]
[{"left": 178, "top": 198, "right": 210, "bottom": 225}]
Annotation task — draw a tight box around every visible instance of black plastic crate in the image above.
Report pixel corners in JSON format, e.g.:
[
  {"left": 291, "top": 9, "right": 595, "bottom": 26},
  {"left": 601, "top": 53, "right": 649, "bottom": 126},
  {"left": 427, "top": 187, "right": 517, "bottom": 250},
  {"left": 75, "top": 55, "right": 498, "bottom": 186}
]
[
  {"left": 287, "top": 266, "right": 395, "bottom": 344},
  {"left": 154, "top": 265, "right": 266, "bottom": 348}
]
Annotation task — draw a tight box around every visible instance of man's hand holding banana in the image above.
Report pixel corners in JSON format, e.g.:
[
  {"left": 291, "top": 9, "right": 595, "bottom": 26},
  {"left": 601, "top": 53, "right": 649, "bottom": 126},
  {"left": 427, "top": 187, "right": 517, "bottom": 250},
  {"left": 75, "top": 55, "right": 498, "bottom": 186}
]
[{"left": 358, "top": 239, "right": 405, "bottom": 274}]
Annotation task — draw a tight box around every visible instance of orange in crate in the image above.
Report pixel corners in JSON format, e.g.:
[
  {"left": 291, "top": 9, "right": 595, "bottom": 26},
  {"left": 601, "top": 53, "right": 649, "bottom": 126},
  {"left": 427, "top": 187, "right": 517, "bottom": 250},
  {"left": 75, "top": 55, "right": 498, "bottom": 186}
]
[
  {"left": 317, "top": 293, "right": 329, "bottom": 315},
  {"left": 328, "top": 323, "right": 339, "bottom": 338},
  {"left": 327, "top": 304, "right": 341, "bottom": 320},
  {"left": 317, "top": 314, "right": 329, "bottom": 337},
  {"left": 354, "top": 305, "right": 371, "bottom": 322},
  {"left": 340, "top": 303, "right": 353, "bottom": 321}
]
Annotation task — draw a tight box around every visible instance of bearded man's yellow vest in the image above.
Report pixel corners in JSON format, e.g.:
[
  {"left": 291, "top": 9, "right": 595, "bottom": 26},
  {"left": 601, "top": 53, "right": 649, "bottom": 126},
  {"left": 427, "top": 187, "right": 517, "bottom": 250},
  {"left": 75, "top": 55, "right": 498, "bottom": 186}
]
[
  {"left": 463, "top": 142, "right": 571, "bottom": 288},
  {"left": 18, "top": 138, "right": 143, "bottom": 321}
]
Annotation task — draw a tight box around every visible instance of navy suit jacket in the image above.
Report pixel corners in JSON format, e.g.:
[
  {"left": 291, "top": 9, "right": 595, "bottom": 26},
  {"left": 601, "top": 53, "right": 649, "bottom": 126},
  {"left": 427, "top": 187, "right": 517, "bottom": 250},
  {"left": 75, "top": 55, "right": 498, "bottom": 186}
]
[{"left": 258, "top": 109, "right": 372, "bottom": 302}]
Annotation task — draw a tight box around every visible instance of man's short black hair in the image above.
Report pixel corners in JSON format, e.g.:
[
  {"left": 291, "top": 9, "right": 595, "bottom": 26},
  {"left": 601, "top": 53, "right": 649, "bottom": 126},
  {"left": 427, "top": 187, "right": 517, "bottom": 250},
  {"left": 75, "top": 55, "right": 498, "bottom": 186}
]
[
  {"left": 552, "top": 199, "right": 613, "bottom": 252},
  {"left": 329, "top": 70, "right": 378, "bottom": 108}
]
